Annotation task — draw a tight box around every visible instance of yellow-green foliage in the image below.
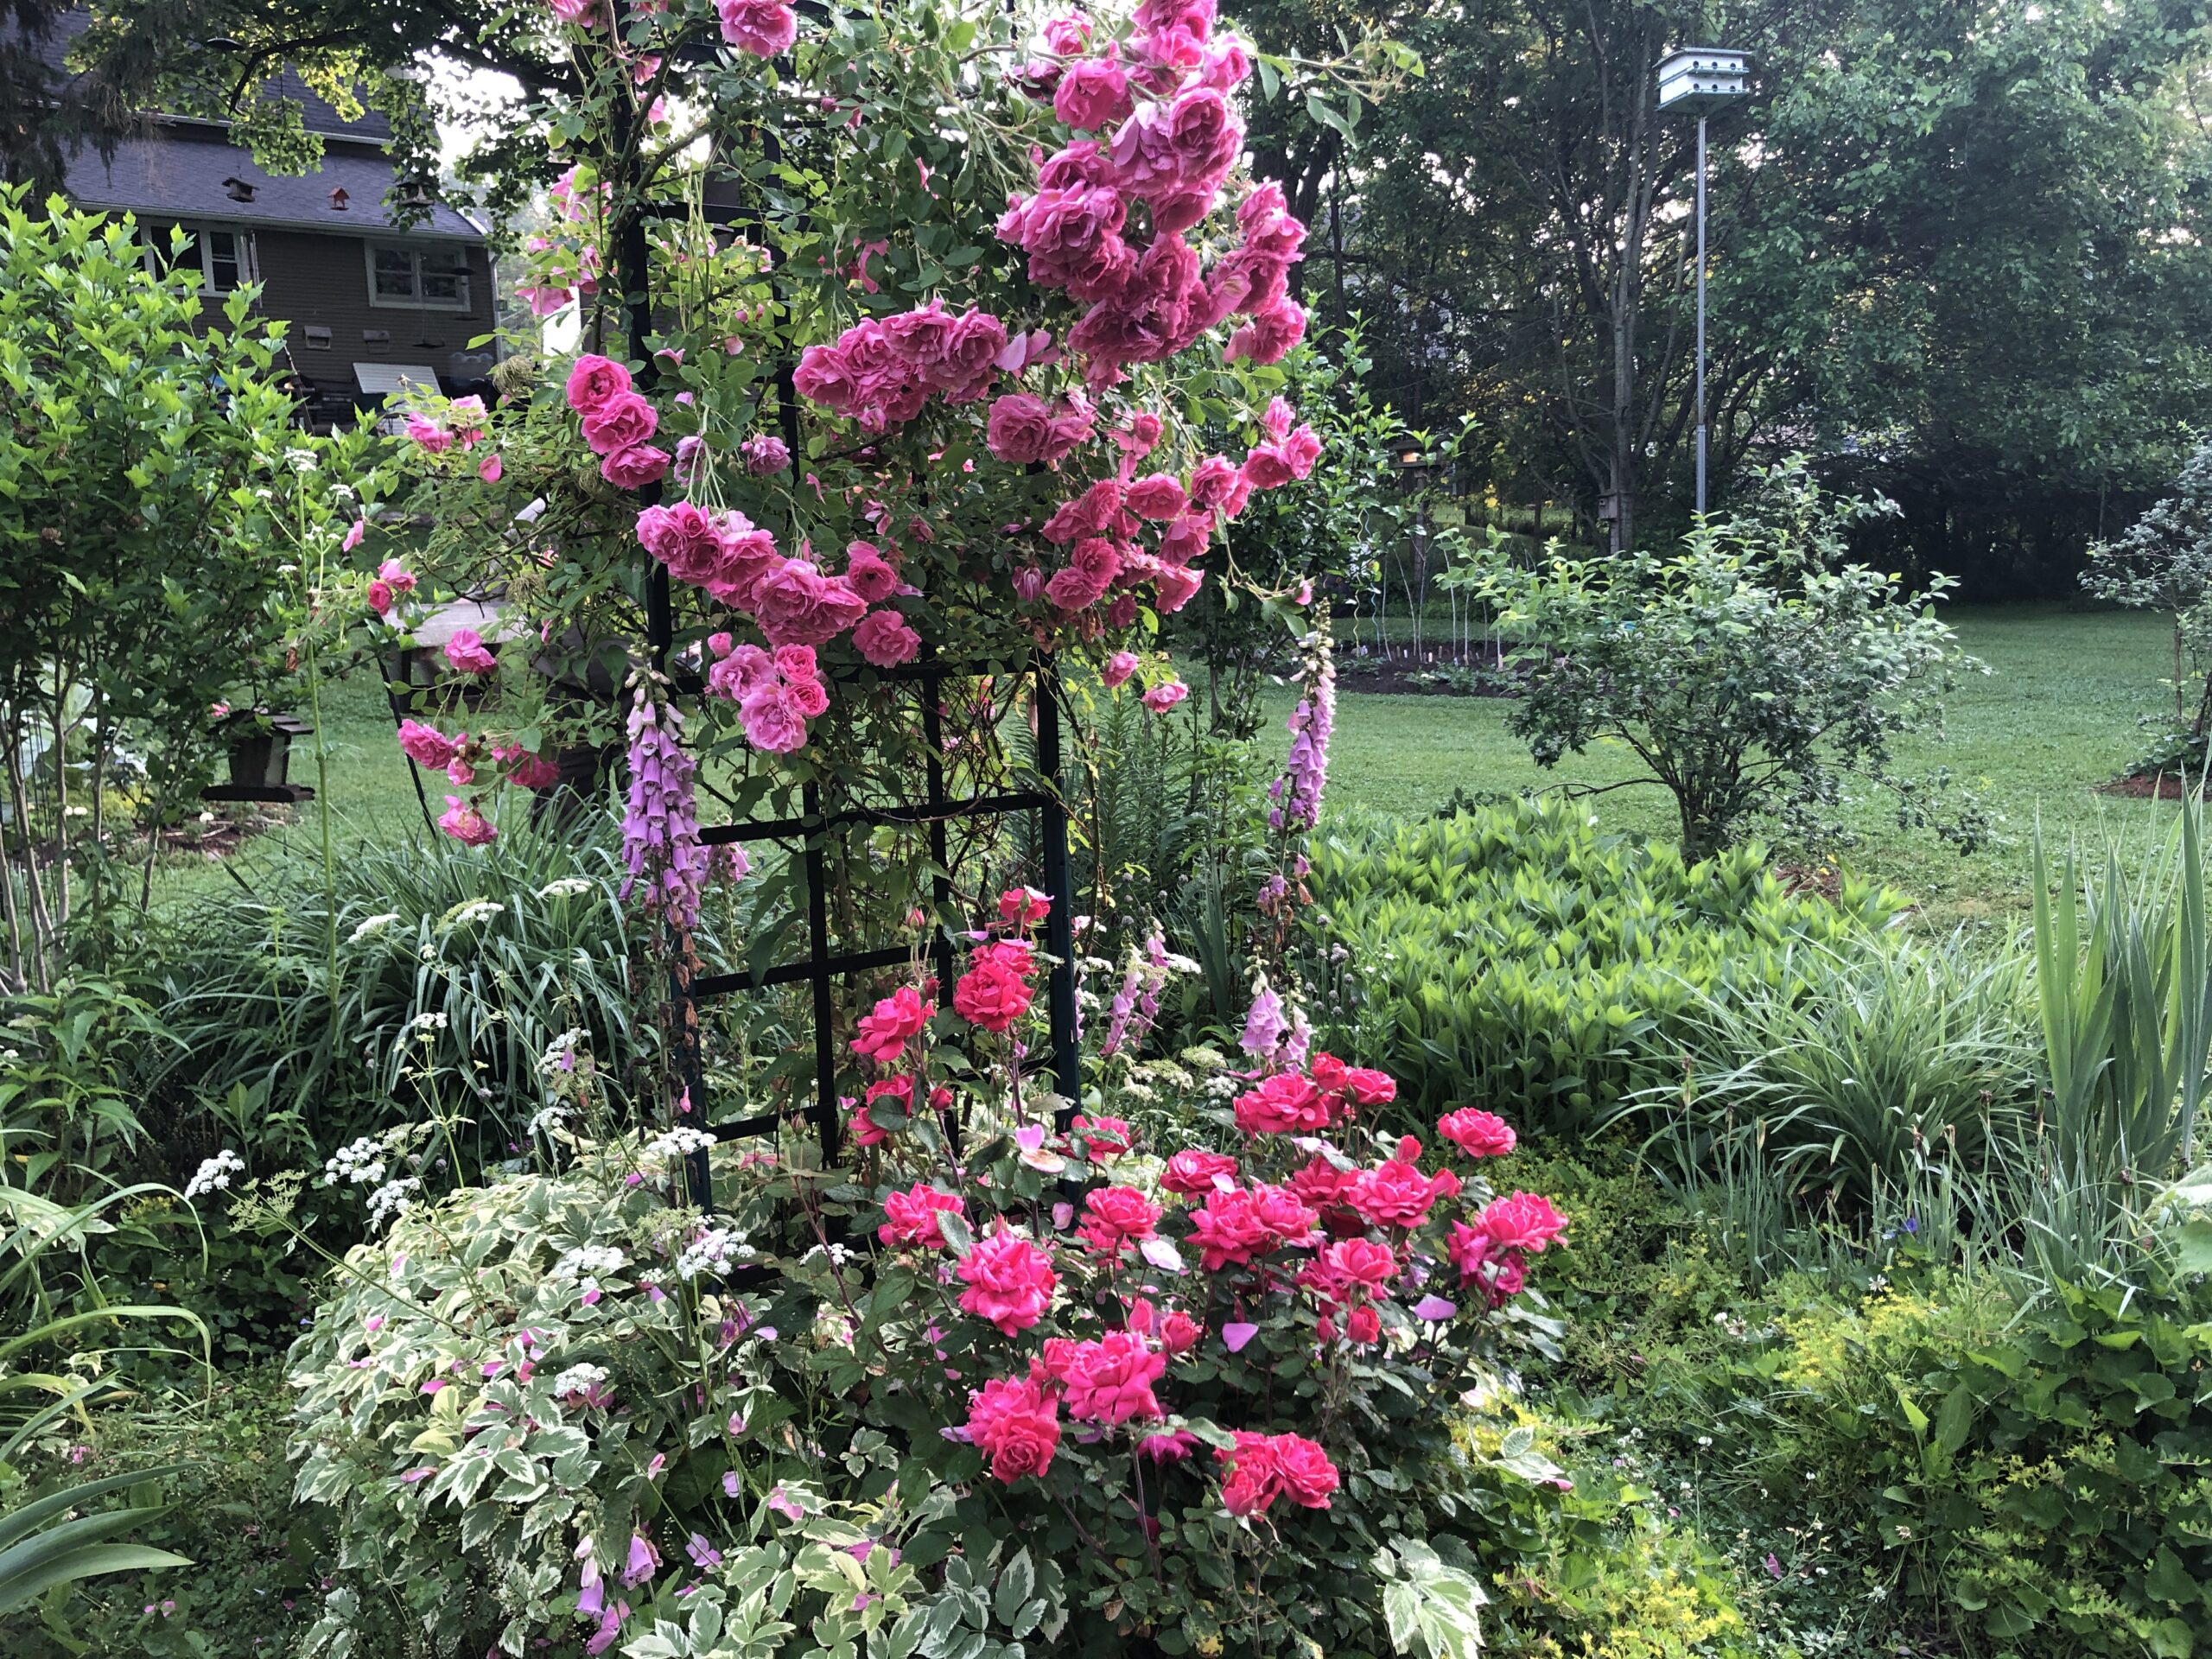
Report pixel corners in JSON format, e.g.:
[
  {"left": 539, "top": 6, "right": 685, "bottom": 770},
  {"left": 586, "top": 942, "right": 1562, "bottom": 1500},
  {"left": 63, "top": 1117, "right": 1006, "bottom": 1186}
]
[{"left": 1305, "top": 802, "right": 1907, "bottom": 1132}]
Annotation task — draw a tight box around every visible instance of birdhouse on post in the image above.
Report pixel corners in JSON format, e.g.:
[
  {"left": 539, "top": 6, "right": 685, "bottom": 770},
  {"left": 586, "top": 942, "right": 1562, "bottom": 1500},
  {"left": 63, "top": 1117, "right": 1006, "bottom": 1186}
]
[{"left": 1656, "top": 48, "right": 1751, "bottom": 112}]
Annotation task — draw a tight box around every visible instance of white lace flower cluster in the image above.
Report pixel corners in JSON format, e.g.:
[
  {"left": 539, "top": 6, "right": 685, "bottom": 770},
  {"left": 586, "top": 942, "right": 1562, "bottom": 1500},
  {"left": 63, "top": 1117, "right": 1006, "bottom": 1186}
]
[
  {"left": 536, "top": 877, "right": 594, "bottom": 899},
  {"left": 554, "top": 1244, "right": 627, "bottom": 1281},
  {"left": 440, "top": 899, "right": 506, "bottom": 930},
  {"left": 643, "top": 1127, "right": 717, "bottom": 1162},
  {"left": 347, "top": 912, "right": 403, "bottom": 944},
  {"left": 365, "top": 1176, "right": 422, "bottom": 1231},
  {"left": 325, "top": 1135, "right": 392, "bottom": 1186},
  {"left": 552, "top": 1362, "right": 609, "bottom": 1396},
  {"left": 676, "top": 1227, "right": 753, "bottom": 1281},
  {"left": 182, "top": 1148, "right": 245, "bottom": 1199}
]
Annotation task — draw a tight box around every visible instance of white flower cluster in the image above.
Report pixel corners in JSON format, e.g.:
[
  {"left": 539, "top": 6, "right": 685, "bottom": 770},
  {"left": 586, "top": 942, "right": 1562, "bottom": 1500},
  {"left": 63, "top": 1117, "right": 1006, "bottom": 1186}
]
[
  {"left": 537, "top": 877, "right": 594, "bottom": 899},
  {"left": 537, "top": 1029, "right": 590, "bottom": 1076},
  {"left": 365, "top": 1176, "right": 422, "bottom": 1231},
  {"left": 643, "top": 1127, "right": 717, "bottom": 1161},
  {"left": 526, "top": 1103, "right": 575, "bottom": 1135},
  {"left": 325, "top": 1135, "right": 390, "bottom": 1186},
  {"left": 409, "top": 1010, "right": 448, "bottom": 1034},
  {"left": 676, "top": 1227, "right": 753, "bottom": 1281},
  {"left": 552, "top": 1362, "right": 609, "bottom": 1396},
  {"left": 554, "top": 1244, "right": 626, "bottom": 1281},
  {"left": 182, "top": 1149, "right": 245, "bottom": 1200},
  {"left": 1204, "top": 1073, "right": 1242, "bottom": 1099},
  {"left": 347, "top": 912, "right": 403, "bottom": 944},
  {"left": 441, "top": 899, "right": 506, "bottom": 930}
]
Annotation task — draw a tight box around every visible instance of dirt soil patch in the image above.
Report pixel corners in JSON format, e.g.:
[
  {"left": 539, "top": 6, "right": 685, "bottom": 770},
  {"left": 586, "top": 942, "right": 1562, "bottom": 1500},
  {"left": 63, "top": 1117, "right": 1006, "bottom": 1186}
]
[{"left": 2096, "top": 772, "right": 2193, "bottom": 801}]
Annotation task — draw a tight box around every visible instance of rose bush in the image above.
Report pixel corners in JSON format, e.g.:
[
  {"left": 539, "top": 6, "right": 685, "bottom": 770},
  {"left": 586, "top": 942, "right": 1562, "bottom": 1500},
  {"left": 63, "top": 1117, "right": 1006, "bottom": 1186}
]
[{"left": 286, "top": 944, "right": 1566, "bottom": 1657}]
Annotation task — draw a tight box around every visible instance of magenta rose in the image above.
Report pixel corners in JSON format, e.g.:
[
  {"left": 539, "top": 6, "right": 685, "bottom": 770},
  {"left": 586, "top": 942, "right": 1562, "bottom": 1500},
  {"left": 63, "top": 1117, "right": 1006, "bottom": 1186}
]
[
  {"left": 748, "top": 559, "right": 868, "bottom": 647},
  {"left": 716, "top": 0, "right": 796, "bottom": 57},
  {"left": 957, "top": 1226, "right": 1058, "bottom": 1335},
  {"left": 601, "top": 443, "right": 670, "bottom": 489},
  {"left": 963, "top": 1374, "right": 1062, "bottom": 1483},
  {"left": 1124, "top": 472, "right": 1189, "bottom": 522},
  {"left": 1061, "top": 1332, "right": 1166, "bottom": 1426},
  {"left": 564, "top": 353, "right": 632, "bottom": 413},
  {"left": 1440, "top": 1108, "right": 1517, "bottom": 1160},
  {"left": 580, "top": 390, "right": 658, "bottom": 455},
  {"left": 738, "top": 682, "right": 808, "bottom": 753},
  {"left": 1054, "top": 57, "right": 1133, "bottom": 130},
  {"left": 843, "top": 542, "right": 901, "bottom": 603},
  {"left": 853, "top": 609, "right": 920, "bottom": 668}
]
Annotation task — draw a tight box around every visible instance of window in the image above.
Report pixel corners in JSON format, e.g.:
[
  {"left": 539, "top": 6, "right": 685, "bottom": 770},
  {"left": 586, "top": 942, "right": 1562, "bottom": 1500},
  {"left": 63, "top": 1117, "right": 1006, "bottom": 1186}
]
[
  {"left": 366, "top": 242, "right": 471, "bottom": 310},
  {"left": 139, "top": 224, "right": 255, "bottom": 293}
]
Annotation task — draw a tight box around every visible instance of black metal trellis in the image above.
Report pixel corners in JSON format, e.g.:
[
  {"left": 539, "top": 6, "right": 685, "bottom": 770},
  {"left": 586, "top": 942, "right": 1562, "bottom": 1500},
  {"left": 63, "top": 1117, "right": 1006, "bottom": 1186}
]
[{"left": 608, "top": 97, "right": 1083, "bottom": 1212}]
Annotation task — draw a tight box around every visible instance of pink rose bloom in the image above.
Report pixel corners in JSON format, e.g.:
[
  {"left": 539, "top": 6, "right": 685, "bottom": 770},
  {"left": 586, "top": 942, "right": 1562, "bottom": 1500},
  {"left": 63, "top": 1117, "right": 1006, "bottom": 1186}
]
[
  {"left": 601, "top": 443, "right": 671, "bottom": 489},
  {"left": 378, "top": 558, "right": 417, "bottom": 594},
  {"left": 404, "top": 413, "right": 451, "bottom": 454},
  {"left": 963, "top": 1373, "right": 1061, "bottom": 1483},
  {"left": 935, "top": 308, "right": 1010, "bottom": 399},
  {"left": 852, "top": 984, "right": 928, "bottom": 1064},
  {"left": 792, "top": 341, "right": 860, "bottom": 411},
  {"left": 987, "top": 393, "right": 1092, "bottom": 465},
  {"left": 499, "top": 748, "right": 563, "bottom": 790},
  {"left": 738, "top": 682, "right": 808, "bottom": 753},
  {"left": 1040, "top": 479, "right": 1126, "bottom": 543},
  {"left": 1043, "top": 12, "right": 1091, "bottom": 54},
  {"left": 749, "top": 559, "right": 869, "bottom": 646},
  {"left": 366, "top": 579, "right": 393, "bottom": 614},
  {"left": 843, "top": 543, "right": 900, "bottom": 604},
  {"left": 549, "top": 0, "right": 604, "bottom": 26},
  {"left": 1103, "top": 651, "right": 1140, "bottom": 689},
  {"left": 1312, "top": 1052, "right": 1396, "bottom": 1106},
  {"left": 1061, "top": 1332, "right": 1166, "bottom": 1425},
  {"left": 954, "top": 947, "right": 1034, "bottom": 1033},
  {"left": 1217, "top": 1431, "right": 1279, "bottom": 1515},
  {"left": 1321, "top": 1236, "right": 1399, "bottom": 1292},
  {"left": 1141, "top": 679, "right": 1189, "bottom": 714},
  {"left": 1045, "top": 563, "right": 1108, "bottom": 613},
  {"left": 1157, "top": 511, "right": 1211, "bottom": 565},
  {"left": 1233, "top": 1071, "right": 1333, "bottom": 1135},
  {"left": 741, "top": 433, "right": 791, "bottom": 474},
  {"left": 716, "top": 0, "right": 797, "bottom": 56},
  {"left": 1055, "top": 56, "right": 1133, "bottom": 130},
  {"left": 1198, "top": 35, "right": 1251, "bottom": 90},
  {"left": 637, "top": 501, "right": 723, "bottom": 585},
  {"left": 1439, "top": 1108, "right": 1517, "bottom": 1160},
  {"left": 1077, "top": 1185, "right": 1161, "bottom": 1254},
  {"left": 1187, "top": 454, "right": 1241, "bottom": 510},
  {"left": 879, "top": 1183, "right": 963, "bottom": 1249},
  {"left": 1268, "top": 1433, "right": 1339, "bottom": 1509},
  {"left": 957, "top": 1226, "right": 1058, "bottom": 1336},
  {"left": 882, "top": 298, "right": 957, "bottom": 368},
  {"left": 1242, "top": 442, "right": 1295, "bottom": 492},
  {"left": 397, "top": 719, "right": 461, "bottom": 771},
  {"left": 477, "top": 453, "right": 503, "bottom": 483},
  {"left": 1153, "top": 563, "right": 1204, "bottom": 614},
  {"left": 1473, "top": 1191, "right": 1568, "bottom": 1254},
  {"left": 567, "top": 353, "right": 633, "bottom": 413},
  {"left": 847, "top": 1097, "right": 892, "bottom": 1148},
  {"left": 1185, "top": 1186, "right": 1276, "bottom": 1271},
  {"left": 854, "top": 609, "right": 921, "bottom": 668},
  {"left": 1159, "top": 1309, "right": 1200, "bottom": 1355},
  {"left": 1281, "top": 422, "right": 1322, "bottom": 479},
  {"left": 580, "top": 391, "right": 658, "bottom": 455},
  {"left": 1348, "top": 1153, "right": 1461, "bottom": 1231},
  {"left": 444, "top": 629, "right": 498, "bottom": 675},
  {"left": 342, "top": 518, "right": 367, "bottom": 552},
  {"left": 1124, "top": 473, "right": 1189, "bottom": 522},
  {"left": 1160, "top": 1147, "right": 1238, "bottom": 1195},
  {"left": 1226, "top": 296, "right": 1308, "bottom": 365},
  {"left": 438, "top": 795, "right": 497, "bottom": 847}
]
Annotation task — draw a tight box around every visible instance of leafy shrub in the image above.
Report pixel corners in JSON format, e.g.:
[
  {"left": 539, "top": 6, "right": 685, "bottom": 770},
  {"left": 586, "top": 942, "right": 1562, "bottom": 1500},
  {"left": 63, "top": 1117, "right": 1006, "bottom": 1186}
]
[
  {"left": 2081, "top": 435, "right": 2212, "bottom": 771},
  {"left": 283, "top": 1045, "right": 1568, "bottom": 1659},
  {"left": 1303, "top": 801, "right": 1908, "bottom": 1133},
  {"left": 1446, "top": 459, "right": 1984, "bottom": 859}
]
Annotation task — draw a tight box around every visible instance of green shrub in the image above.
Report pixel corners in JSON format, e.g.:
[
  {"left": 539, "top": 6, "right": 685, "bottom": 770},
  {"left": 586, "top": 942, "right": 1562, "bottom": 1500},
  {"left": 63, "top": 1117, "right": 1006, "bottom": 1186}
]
[{"left": 1303, "top": 801, "right": 1909, "bottom": 1134}]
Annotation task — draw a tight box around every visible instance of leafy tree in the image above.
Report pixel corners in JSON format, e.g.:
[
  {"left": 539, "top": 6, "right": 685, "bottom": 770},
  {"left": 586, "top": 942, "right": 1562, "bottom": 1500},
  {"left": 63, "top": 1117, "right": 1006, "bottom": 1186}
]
[
  {"left": 0, "top": 187, "right": 384, "bottom": 988},
  {"left": 2082, "top": 436, "right": 2212, "bottom": 768},
  {"left": 1449, "top": 459, "right": 1987, "bottom": 859}
]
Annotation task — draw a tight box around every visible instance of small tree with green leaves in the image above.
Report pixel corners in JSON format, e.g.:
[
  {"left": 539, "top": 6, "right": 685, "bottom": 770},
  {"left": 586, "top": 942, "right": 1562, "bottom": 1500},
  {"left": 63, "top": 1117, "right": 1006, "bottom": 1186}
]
[
  {"left": 2082, "top": 437, "right": 2212, "bottom": 773},
  {"left": 1449, "top": 459, "right": 1987, "bottom": 860}
]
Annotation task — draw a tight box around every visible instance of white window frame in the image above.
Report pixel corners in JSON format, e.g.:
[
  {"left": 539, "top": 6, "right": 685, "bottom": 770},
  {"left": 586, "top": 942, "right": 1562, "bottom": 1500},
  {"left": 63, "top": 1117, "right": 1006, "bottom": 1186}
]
[
  {"left": 140, "top": 223, "right": 257, "bottom": 295},
  {"left": 365, "top": 240, "right": 472, "bottom": 312}
]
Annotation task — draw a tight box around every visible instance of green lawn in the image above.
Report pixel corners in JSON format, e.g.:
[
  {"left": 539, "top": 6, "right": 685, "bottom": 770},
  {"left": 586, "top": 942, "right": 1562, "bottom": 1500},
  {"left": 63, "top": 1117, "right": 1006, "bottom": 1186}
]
[
  {"left": 168, "top": 604, "right": 2186, "bottom": 928},
  {"left": 1302, "top": 603, "right": 2186, "bottom": 926}
]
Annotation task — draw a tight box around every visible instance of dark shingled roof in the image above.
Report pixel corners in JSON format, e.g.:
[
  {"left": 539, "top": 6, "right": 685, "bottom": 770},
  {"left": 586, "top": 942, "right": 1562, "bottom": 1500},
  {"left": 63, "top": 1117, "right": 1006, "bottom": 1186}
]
[{"left": 29, "top": 9, "right": 481, "bottom": 238}]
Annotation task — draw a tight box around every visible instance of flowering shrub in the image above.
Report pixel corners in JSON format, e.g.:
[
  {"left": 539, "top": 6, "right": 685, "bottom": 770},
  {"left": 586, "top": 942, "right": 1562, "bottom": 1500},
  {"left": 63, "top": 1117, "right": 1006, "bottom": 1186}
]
[{"left": 287, "top": 1021, "right": 1566, "bottom": 1657}]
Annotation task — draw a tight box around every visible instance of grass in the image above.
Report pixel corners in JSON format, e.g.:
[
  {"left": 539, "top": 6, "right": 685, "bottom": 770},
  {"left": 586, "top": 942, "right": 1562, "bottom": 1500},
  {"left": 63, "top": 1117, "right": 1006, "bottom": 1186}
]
[
  {"left": 1294, "top": 602, "right": 2187, "bottom": 927},
  {"left": 159, "top": 603, "right": 2183, "bottom": 927}
]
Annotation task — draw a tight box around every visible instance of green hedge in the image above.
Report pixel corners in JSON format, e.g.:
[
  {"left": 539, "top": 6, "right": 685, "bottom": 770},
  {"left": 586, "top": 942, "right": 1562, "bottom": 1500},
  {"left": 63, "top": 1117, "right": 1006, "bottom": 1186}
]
[{"left": 1303, "top": 802, "right": 1909, "bottom": 1135}]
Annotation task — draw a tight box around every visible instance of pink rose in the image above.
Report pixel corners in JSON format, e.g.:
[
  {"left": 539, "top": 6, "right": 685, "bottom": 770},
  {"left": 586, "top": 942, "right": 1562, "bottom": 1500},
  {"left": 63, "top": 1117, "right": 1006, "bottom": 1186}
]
[
  {"left": 716, "top": 0, "right": 797, "bottom": 56},
  {"left": 882, "top": 298, "right": 957, "bottom": 368},
  {"left": 1472, "top": 1191, "right": 1568, "bottom": 1254},
  {"left": 843, "top": 543, "right": 900, "bottom": 604},
  {"left": 1348, "top": 1154, "right": 1461, "bottom": 1231},
  {"left": 438, "top": 795, "right": 497, "bottom": 847},
  {"left": 1103, "top": 650, "right": 1140, "bottom": 689},
  {"left": 477, "top": 453, "right": 503, "bottom": 483},
  {"left": 601, "top": 443, "right": 671, "bottom": 489},
  {"left": 1243, "top": 442, "right": 1295, "bottom": 492},
  {"left": 1077, "top": 1185, "right": 1161, "bottom": 1255},
  {"left": 1141, "top": 679, "right": 1189, "bottom": 714},
  {"left": 1055, "top": 56, "right": 1133, "bottom": 130},
  {"left": 957, "top": 1226, "right": 1058, "bottom": 1335},
  {"left": 1226, "top": 296, "right": 1307, "bottom": 365},
  {"left": 1159, "top": 1310, "right": 1200, "bottom": 1355},
  {"left": 343, "top": 518, "right": 367, "bottom": 551},
  {"left": 1124, "top": 472, "right": 1188, "bottom": 522},
  {"left": 1044, "top": 13, "right": 1091, "bottom": 54},
  {"left": 378, "top": 559, "right": 417, "bottom": 594},
  {"left": 954, "top": 950, "right": 1034, "bottom": 1033},
  {"left": 1061, "top": 1332, "right": 1166, "bottom": 1425},
  {"left": 1439, "top": 1108, "right": 1516, "bottom": 1160},
  {"left": 1217, "top": 1431, "right": 1278, "bottom": 1516},
  {"left": 404, "top": 414, "right": 451, "bottom": 454},
  {"left": 1312, "top": 1052, "right": 1395, "bottom": 1106},
  {"left": 1161, "top": 1147, "right": 1238, "bottom": 1195},
  {"left": 1233, "top": 1071, "right": 1333, "bottom": 1135},
  {"left": 1269, "top": 1433, "right": 1339, "bottom": 1509},
  {"left": 580, "top": 390, "right": 658, "bottom": 455},
  {"left": 879, "top": 1183, "right": 963, "bottom": 1249},
  {"left": 852, "top": 984, "right": 928, "bottom": 1065},
  {"left": 738, "top": 682, "right": 809, "bottom": 753},
  {"left": 366, "top": 579, "right": 394, "bottom": 614},
  {"left": 963, "top": 1373, "right": 1061, "bottom": 1483},
  {"left": 397, "top": 719, "right": 461, "bottom": 771},
  {"left": 854, "top": 609, "right": 921, "bottom": 668},
  {"left": 444, "top": 629, "right": 498, "bottom": 676},
  {"left": 740, "top": 433, "right": 791, "bottom": 474},
  {"left": 1040, "top": 478, "right": 1125, "bottom": 543},
  {"left": 1187, "top": 454, "right": 1241, "bottom": 510},
  {"left": 749, "top": 559, "right": 869, "bottom": 646}
]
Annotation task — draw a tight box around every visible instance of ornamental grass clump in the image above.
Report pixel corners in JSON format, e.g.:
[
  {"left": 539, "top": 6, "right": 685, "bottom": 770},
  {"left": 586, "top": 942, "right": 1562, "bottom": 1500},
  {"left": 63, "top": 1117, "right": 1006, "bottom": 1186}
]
[{"left": 281, "top": 887, "right": 1565, "bottom": 1659}]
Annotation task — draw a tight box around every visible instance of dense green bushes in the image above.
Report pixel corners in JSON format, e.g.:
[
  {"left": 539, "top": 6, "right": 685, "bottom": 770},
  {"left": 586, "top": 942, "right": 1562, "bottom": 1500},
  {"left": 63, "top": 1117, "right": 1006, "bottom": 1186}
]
[{"left": 1304, "top": 802, "right": 1908, "bottom": 1133}]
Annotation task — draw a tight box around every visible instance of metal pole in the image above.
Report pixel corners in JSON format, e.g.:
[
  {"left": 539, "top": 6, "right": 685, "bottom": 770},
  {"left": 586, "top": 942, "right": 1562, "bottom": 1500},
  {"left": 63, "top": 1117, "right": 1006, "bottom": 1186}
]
[{"left": 1694, "top": 112, "right": 1708, "bottom": 518}]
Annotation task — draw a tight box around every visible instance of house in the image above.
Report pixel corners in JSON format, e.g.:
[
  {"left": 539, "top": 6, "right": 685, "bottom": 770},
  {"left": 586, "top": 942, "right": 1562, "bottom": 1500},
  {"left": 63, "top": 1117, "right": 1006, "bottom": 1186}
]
[{"left": 34, "top": 12, "right": 499, "bottom": 428}]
